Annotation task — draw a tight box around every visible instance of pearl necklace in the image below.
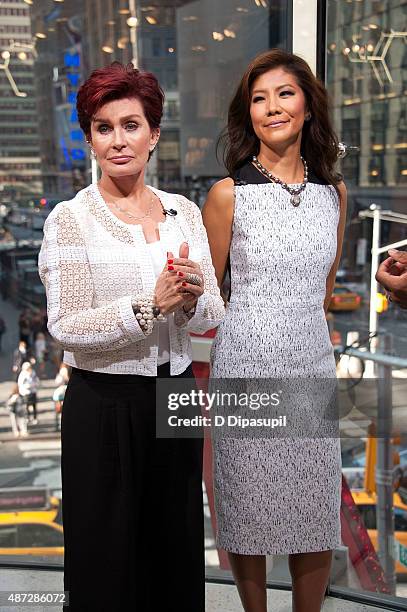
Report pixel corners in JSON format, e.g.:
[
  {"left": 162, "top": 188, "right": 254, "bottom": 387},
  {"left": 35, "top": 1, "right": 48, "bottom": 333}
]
[
  {"left": 106, "top": 190, "right": 156, "bottom": 222},
  {"left": 252, "top": 155, "right": 308, "bottom": 207}
]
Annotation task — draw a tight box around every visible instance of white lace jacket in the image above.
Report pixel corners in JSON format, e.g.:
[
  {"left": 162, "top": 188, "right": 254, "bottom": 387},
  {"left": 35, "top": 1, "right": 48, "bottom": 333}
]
[{"left": 38, "top": 183, "right": 225, "bottom": 376}]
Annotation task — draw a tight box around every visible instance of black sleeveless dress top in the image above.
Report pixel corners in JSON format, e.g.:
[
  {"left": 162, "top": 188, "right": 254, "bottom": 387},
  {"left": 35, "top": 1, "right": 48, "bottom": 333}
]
[
  {"left": 225, "top": 161, "right": 330, "bottom": 298},
  {"left": 232, "top": 160, "right": 329, "bottom": 186}
]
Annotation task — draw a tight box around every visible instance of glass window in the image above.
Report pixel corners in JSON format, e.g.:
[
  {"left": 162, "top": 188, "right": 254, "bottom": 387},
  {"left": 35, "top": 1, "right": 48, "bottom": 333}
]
[
  {"left": 395, "top": 508, "right": 407, "bottom": 532},
  {"left": 0, "top": 0, "right": 291, "bottom": 575},
  {"left": 326, "top": 0, "right": 407, "bottom": 275},
  {"left": 358, "top": 504, "right": 377, "bottom": 530},
  {"left": 0, "top": 0, "right": 292, "bottom": 204},
  {"left": 0, "top": 526, "right": 18, "bottom": 548},
  {"left": 152, "top": 37, "right": 161, "bottom": 57},
  {"left": 327, "top": 1, "right": 407, "bottom": 604},
  {"left": 17, "top": 524, "right": 64, "bottom": 548}
]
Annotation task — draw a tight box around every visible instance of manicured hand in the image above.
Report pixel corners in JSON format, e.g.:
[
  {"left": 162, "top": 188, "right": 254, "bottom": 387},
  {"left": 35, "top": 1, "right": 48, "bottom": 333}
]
[
  {"left": 153, "top": 250, "right": 185, "bottom": 314},
  {"left": 168, "top": 242, "right": 204, "bottom": 312},
  {"left": 167, "top": 241, "right": 204, "bottom": 290},
  {"left": 376, "top": 249, "right": 407, "bottom": 309}
]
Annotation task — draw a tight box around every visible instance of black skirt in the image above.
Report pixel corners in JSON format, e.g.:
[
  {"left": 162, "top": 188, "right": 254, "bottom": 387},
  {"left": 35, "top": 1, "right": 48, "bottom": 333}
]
[{"left": 61, "top": 362, "right": 204, "bottom": 612}]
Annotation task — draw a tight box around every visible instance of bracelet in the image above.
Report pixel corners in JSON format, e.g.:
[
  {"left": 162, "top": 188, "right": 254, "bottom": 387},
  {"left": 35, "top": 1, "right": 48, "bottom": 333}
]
[{"left": 131, "top": 296, "right": 164, "bottom": 334}]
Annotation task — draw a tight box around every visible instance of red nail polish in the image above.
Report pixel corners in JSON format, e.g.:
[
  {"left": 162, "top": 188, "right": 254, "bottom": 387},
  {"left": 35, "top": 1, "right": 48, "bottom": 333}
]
[
  {"left": 167, "top": 259, "right": 173, "bottom": 264},
  {"left": 168, "top": 265, "right": 174, "bottom": 271},
  {"left": 178, "top": 271, "right": 184, "bottom": 277},
  {"left": 182, "top": 282, "right": 187, "bottom": 286}
]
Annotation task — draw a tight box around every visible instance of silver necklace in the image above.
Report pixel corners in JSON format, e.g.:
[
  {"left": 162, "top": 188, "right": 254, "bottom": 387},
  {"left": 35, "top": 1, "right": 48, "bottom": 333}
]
[
  {"left": 252, "top": 155, "right": 308, "bottom": 207},
  {"left": 107, "top": 190, "right": 155, "bottom": 221}
]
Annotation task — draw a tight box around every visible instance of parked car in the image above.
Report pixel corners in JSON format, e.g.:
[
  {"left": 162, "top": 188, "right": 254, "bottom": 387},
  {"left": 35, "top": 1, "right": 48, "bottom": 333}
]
[
  {"left": 0, "top": 520, "right": 63, "bottom": 557},
  {"left": 0, "top": 487, "right": 63, "bottom": 557},
  {"left": 329, "top": 284, "right": 362, "bottom": 312}
]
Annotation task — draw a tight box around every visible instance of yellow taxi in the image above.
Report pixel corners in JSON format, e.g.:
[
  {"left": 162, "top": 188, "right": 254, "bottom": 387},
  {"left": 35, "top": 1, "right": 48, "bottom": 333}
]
[
  {"left": 329, "top": 284, "right": 362, "bottom": 312},
  {"left": 0, "top": 487, "right": 63, "bottom": 557},
  {"left": 352, "top": 490, "right": 407, "bottom": 574}
]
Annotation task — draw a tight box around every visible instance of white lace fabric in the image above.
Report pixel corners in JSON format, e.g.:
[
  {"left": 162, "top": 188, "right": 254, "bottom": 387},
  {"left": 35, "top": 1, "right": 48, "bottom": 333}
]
[{"left": 38, "top": 184, "right": 224, "bottom": 376}]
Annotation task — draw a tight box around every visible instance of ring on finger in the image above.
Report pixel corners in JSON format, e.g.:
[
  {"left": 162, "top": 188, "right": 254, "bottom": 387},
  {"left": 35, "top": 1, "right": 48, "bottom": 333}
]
[{"left": 185, "top": 272, "right": 203, "bottom": 286}]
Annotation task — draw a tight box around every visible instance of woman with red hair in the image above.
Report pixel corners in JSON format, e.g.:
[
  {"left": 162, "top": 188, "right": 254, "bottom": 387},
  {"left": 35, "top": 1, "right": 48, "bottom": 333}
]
[{"left": 38, "top": 62, "right": 224, "bottom": 611}]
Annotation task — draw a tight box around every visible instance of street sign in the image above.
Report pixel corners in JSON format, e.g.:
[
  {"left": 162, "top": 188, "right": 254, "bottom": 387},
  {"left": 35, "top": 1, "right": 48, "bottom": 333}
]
[
  {"left": 394, "top": 539, "right": 407, "bottom": 568},
  {"left": 0, "top": 486, "right": 51, "bottom": 512}
]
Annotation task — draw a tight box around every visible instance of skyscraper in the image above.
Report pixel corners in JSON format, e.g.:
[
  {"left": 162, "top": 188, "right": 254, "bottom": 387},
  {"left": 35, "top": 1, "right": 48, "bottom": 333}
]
[
  {"left": 0, "top": 0, "right": 42, "bottom": 204},
  {"left": 85, "top": 0, "right": 185, "bottom": 189},
  {"left": 30, "top": 0, "right": 88, "bottom": 198}
]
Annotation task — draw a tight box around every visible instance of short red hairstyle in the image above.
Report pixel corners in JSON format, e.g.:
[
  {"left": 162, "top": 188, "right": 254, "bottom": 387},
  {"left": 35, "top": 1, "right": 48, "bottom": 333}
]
[{"left": 77, "top": 61, "right": 164, "bottom": 137}]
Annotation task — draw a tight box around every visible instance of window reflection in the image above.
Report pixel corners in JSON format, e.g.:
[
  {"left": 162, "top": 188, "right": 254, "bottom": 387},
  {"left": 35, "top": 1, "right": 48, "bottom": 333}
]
[
  {"left": 327, "top": 3, "right": 407, "bottom": 601},
  {"left": 0, "top": 0, "right": 290, "bottom": 570},
  {"left": 0, "top": 0, "right": 291, "bottom": 203},
  {"left": 2, "top": 0, "right": 405, "bottom": 606},
  {"left": 327, "top": 0, "right": 407, "bottom": 279}
]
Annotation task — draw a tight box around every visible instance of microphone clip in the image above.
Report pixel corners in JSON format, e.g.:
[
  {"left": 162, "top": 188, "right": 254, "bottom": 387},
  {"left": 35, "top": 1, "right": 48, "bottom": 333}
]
[{"left": 163, "top": 208, "right": 177, "bottom": 216}]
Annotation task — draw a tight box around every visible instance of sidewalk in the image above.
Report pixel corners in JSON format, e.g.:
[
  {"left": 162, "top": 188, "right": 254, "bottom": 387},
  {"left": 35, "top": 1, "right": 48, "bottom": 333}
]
[
  {"left": 0, "top": 295, "right": 60, "bottom": 441},
  {"left": 0, "top": 378, "right": 61, "bottom": 441}
]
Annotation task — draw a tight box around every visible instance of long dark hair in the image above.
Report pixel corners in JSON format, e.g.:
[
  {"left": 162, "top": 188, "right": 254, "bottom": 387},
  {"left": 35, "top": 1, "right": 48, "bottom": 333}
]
[{"left": 218, "top": 49, "right": 341, "bottom": 188}]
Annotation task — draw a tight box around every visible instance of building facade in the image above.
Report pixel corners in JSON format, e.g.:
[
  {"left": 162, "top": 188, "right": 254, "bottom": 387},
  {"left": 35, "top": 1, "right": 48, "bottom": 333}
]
[
  {"left": 0, "top": 0, "right": 42, "bottom": 204},
  {"left": 30, "top": 0, "right": 88, "bottom": 199},
  {"left": 326, "top": 0, "right": 407, "bottom": 276}
]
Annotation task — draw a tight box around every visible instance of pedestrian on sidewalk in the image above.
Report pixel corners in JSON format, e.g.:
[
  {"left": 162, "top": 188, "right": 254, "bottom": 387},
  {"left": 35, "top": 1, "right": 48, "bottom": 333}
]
[
  {"left": 12, "top": 340, "right": 33, "bottom": 380},
  {"left": 34, "top": 332, "right": 47, "bottom": 378},
  {"left": 17, "top": 362, "right": 40, "bottom": 424},
  {"left": 53, "top": 362, "right": 70, "bottom": 432},
  {"left": 31, "top": 310, "right": 44, "bottom": 340},
  {"left": 0, "top": 315, "right": 6, "bottom": 352},
  {"left": 18, "top": 310, "right": 32, "bottom": 348},
  {"left": 6, "top": 384, "right": 28, "bottom": 437}
]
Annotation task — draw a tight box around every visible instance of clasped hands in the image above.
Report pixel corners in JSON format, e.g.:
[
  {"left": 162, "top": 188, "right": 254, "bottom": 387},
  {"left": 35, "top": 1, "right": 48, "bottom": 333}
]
[
  {"left": 376, "top": 249, "right": 407, "bottom": 309},
  {"left": 154, "top": 241, "right": 204, "bottom": 315}
]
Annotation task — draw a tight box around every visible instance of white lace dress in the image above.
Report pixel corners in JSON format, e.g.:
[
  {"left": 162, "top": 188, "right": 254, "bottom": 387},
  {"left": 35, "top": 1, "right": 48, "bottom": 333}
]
[{"left": 210, "top": 163, "right": 342, "bottom": 555}]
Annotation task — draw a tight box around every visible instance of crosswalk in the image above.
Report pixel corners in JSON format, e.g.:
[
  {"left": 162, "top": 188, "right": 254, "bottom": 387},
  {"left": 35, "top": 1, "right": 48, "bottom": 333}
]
[{"left": 18, "top": 439, "right": 61, "bottom": 459}]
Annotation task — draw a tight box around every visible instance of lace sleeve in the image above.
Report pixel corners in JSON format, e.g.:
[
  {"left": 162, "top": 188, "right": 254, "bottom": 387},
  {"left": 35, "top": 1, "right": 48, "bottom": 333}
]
[
  {"left": 173, "top": 198, "right": 225, "bottom": 333},
  {"left": 38, "top": 203, "right": 150, "bottom": 353}
]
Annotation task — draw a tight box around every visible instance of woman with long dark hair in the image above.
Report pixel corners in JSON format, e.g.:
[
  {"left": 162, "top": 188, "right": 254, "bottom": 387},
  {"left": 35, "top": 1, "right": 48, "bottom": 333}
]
[
  {"left": 203, "top": 49, "right": 347, "bottom": 611},
  {"left": 38, "top": 62, "right": 224, "bottom": 611}
]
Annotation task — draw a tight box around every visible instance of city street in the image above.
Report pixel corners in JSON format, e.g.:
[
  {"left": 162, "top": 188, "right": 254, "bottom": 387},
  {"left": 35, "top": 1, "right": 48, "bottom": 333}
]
[
  {"left": 0, "top": 438, "right": 61, "bottom": 499},
  {"left": 333, "top": 301, "right": 407, "bottom": 358}
]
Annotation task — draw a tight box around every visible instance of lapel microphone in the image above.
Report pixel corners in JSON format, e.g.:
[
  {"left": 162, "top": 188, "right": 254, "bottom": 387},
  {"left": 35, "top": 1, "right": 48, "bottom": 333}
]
[{"left": 163, "top": 208, "right": 177, "bottom": 216}]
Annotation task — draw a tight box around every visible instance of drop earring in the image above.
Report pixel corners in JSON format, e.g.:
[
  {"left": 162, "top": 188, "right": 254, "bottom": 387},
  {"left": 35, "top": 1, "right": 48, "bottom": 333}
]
[{"left": 86, "top": 141, "right": 96, "bottom": 158}]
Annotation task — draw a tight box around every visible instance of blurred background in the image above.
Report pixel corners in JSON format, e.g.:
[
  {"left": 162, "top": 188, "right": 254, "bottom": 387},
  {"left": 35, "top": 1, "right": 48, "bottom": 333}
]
[{"left": 0, "top": 0, "right": 407, "bottom": 609}]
